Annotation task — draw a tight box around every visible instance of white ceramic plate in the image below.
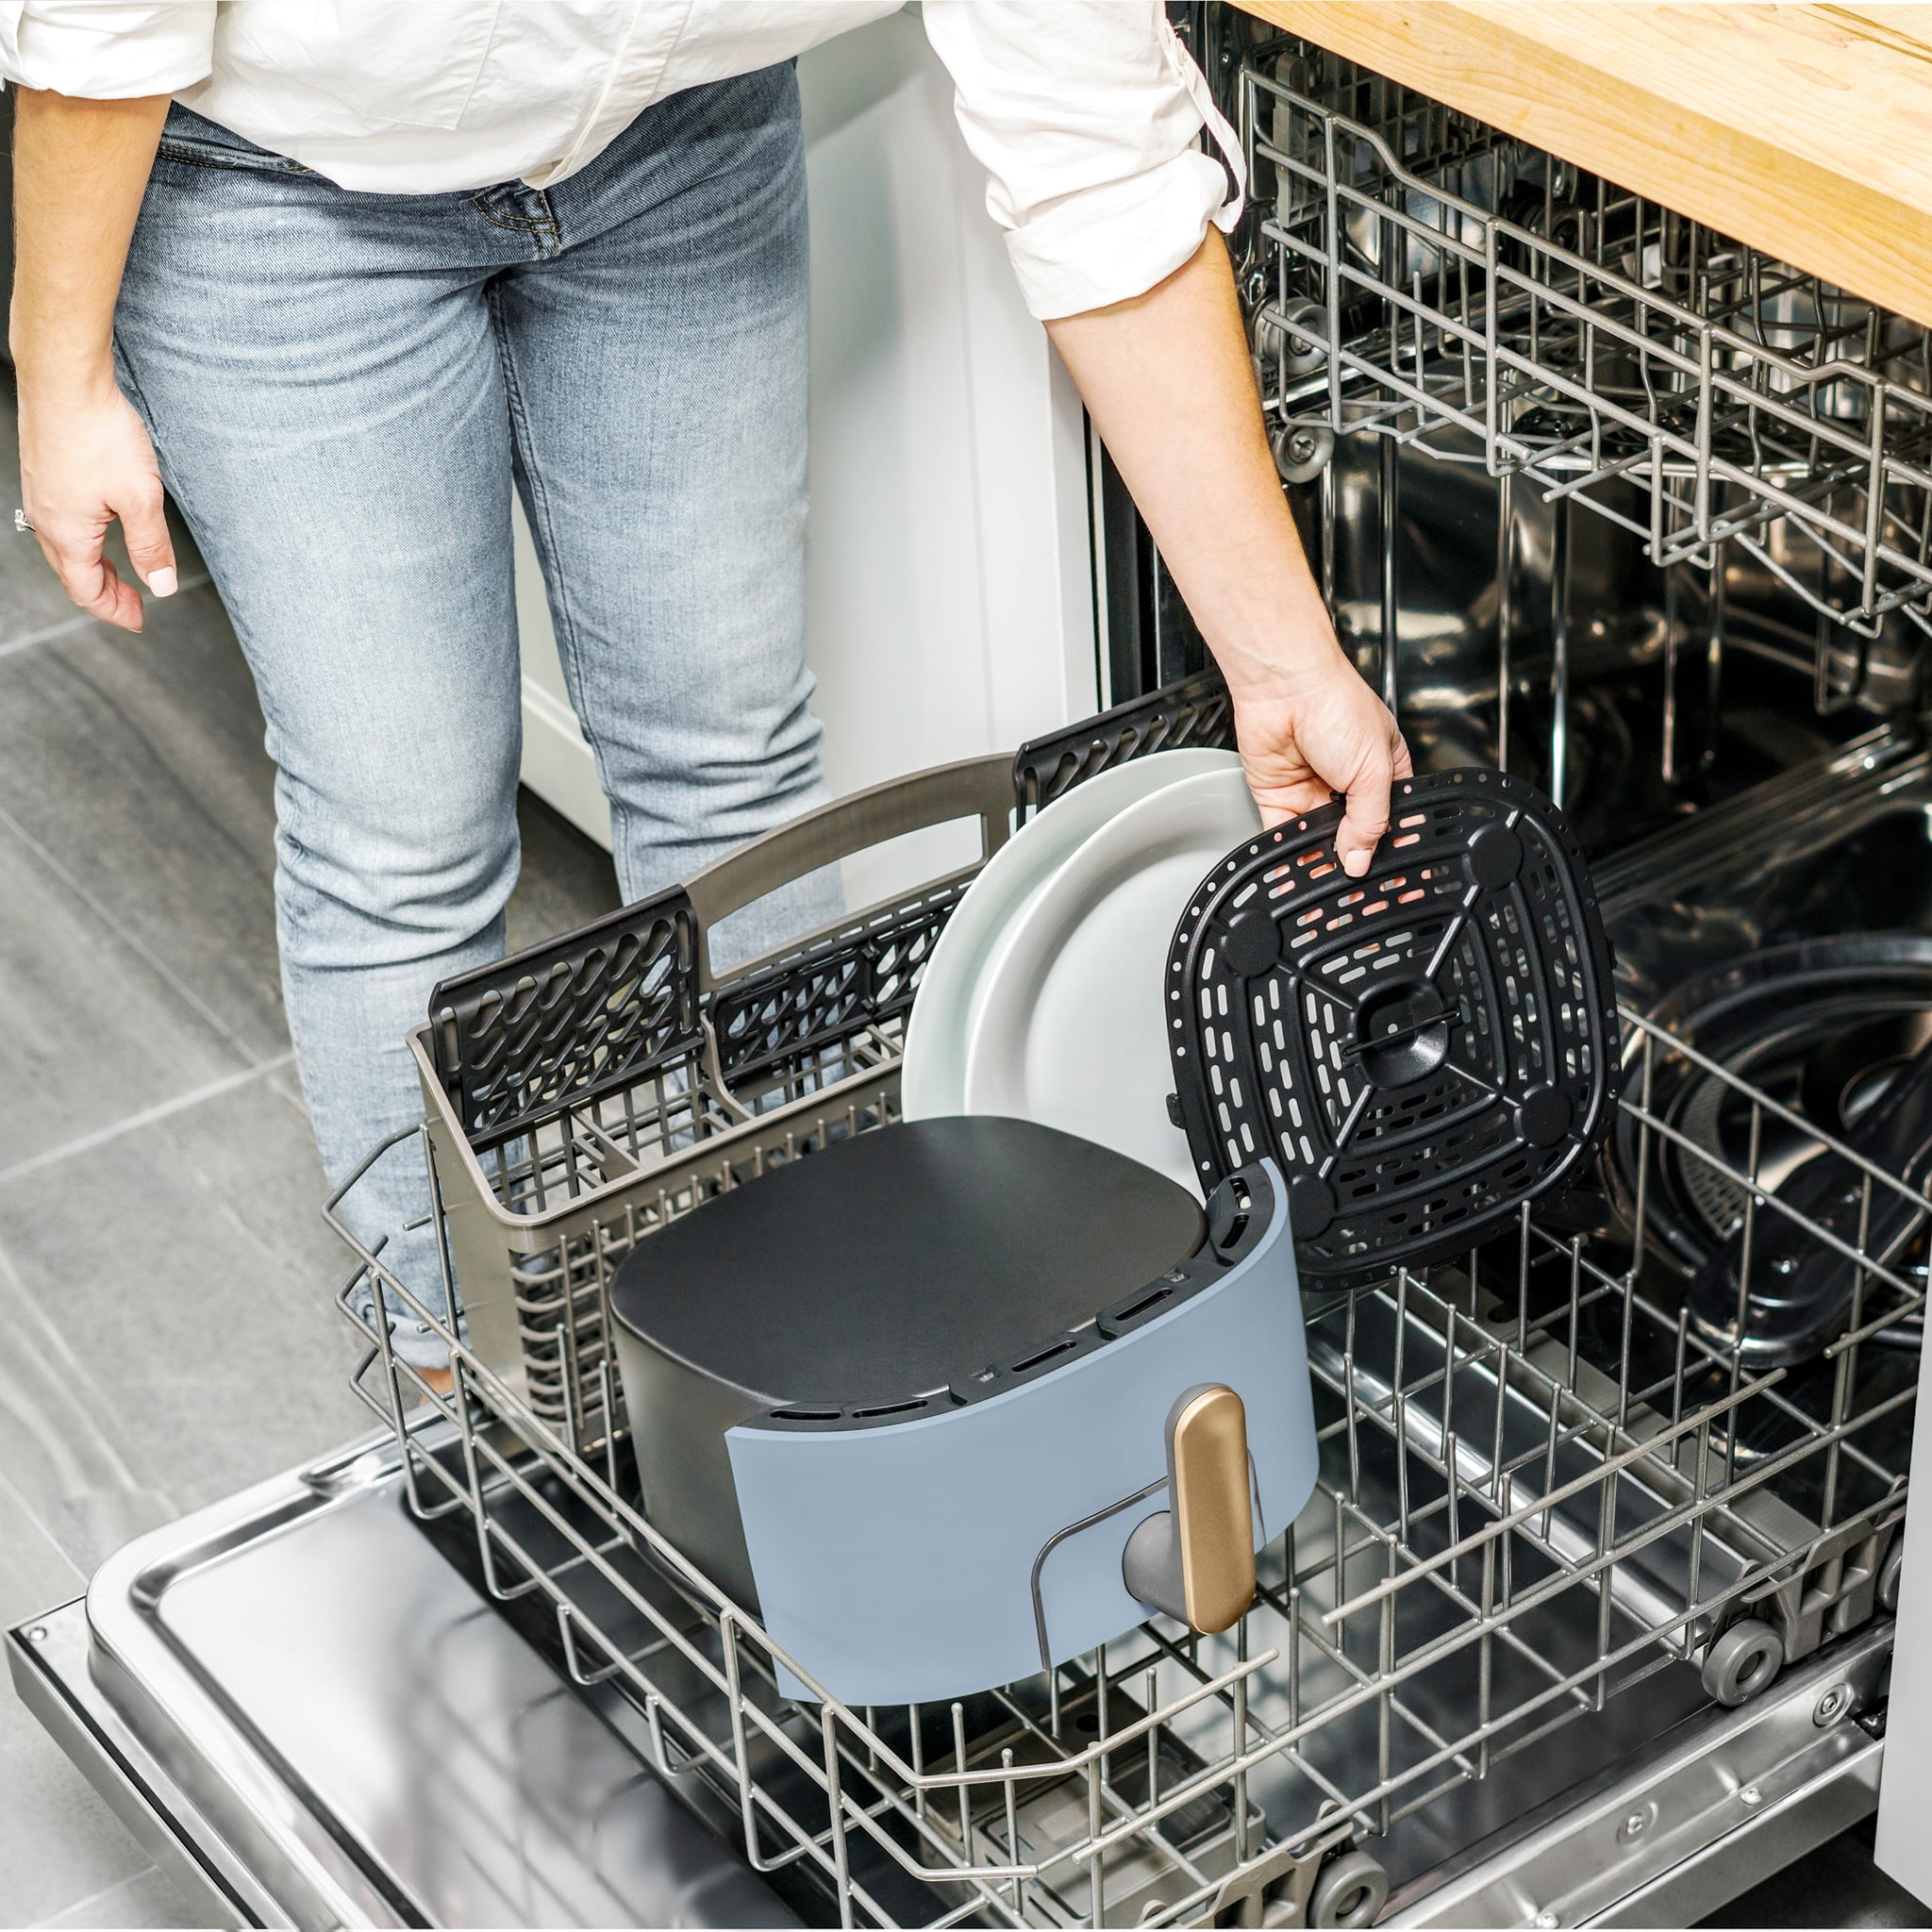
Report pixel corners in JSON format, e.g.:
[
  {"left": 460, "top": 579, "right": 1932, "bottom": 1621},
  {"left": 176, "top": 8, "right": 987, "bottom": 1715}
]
[
  {"left": 962, "top": 767, "right": 1263, "bottom": 1194},
  {"left": 900, "top": 748, "right": 1241, "bottom": 1122}
]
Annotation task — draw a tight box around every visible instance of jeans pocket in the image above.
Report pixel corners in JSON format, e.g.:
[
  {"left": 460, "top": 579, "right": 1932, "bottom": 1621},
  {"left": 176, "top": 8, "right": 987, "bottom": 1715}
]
[
  {"left": 158, "top": 105, "right": 312, "bottom": 175},
  {"left": 156, "top": 138, "right": 313, "bottom": 176}
]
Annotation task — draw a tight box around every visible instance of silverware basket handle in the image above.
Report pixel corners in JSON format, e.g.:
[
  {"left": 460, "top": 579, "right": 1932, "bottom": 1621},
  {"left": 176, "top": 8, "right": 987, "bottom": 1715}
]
[{"left": 684, "top": 753, "right": 1013, "bottom": 990}]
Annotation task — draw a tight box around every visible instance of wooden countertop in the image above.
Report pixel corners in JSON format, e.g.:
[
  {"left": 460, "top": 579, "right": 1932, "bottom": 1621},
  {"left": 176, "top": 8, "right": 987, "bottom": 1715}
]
[{"left": 1234, "top": 3, "right": 1932, "bottom": 325}]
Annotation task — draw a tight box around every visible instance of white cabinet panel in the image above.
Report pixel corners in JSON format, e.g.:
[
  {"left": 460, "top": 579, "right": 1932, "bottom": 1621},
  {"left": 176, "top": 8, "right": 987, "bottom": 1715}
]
[{"left": 1874, "top": 1381, "right": 1931, "bottom": 1894}]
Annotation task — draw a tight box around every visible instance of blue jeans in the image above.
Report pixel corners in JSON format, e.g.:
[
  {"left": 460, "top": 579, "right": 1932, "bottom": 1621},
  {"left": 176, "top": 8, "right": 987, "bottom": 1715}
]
[{"left": 116, "top": 72, "right": 836, "bottom": 1365}]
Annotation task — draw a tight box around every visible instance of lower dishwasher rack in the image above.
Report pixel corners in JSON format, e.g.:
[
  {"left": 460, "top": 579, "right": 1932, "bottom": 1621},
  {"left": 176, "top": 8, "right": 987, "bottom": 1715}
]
[
  {"left": 5, "top": 1426, "right": 1888, "bottom": 1932},
  {"left": 325, "top": 911, "right": 1923, "bottom": 1926}
]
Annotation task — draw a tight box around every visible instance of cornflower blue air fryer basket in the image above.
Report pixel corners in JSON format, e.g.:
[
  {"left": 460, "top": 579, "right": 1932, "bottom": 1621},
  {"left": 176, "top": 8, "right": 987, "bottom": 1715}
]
[{"left": 1167, "top": 769, "right": 1621, "bottom": 1292}]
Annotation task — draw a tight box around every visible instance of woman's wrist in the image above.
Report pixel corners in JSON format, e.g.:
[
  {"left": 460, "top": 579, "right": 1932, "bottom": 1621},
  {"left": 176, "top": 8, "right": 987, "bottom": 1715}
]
[
  {"left": 1203, "top": 586, "right": 1356, "bottom": 705},
  {"left": 11, "top": 337, "right": 122, "bottom": 408}
]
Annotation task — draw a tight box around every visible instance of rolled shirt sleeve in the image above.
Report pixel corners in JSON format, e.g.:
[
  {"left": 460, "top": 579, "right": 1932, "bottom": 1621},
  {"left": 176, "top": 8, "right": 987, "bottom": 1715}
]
[
  {"left": 0, "top": 1, "right": 215, "bottom": 97},
  {"left": 920, "top": 0, "right": 1243, "bottom": 321}
]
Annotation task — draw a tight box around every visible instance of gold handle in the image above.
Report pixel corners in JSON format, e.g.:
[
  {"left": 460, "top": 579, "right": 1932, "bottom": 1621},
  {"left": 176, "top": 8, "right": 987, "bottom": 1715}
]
[{"left": 1170, "top": 1385, "right": 1256, "bottom": 1634}]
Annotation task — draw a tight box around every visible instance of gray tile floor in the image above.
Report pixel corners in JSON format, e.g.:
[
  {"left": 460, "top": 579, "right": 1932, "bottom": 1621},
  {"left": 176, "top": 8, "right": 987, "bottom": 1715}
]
[
  {"left": 0, "top": 382, "right": 617, "bottom": 1927},
  {"left": 0, "top": 373, "right": 1922, "bottom": 1928}
]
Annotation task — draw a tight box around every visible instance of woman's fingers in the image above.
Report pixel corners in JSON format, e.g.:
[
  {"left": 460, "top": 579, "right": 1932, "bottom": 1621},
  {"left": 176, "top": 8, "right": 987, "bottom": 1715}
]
[
  {"left": 1335, "top": 746, "right": 1395, "bottom": 877},
  {"left": 118, "top": 476, "right": 178, "bottom": 598},
  {"left": 19, "top": 388, "right": 173, "bottom": 632},
  {"left": 1242, "top": 767, "right": 1336, "bottom": 828},
  {"left": 1337, "top": 723, "right": 1415, "bottom": 876},
  {"left": 38, "top": 518, "right": 143, "bottom": 630},
  {"left": 1230, "top": 654, "right": 1411, "bottom": 875}
]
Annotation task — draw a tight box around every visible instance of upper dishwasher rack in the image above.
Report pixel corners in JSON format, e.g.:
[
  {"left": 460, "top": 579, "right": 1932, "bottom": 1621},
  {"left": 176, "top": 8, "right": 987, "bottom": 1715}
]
[{"left": 1236, "top": 42, "right": 1932, "bottom": 646}]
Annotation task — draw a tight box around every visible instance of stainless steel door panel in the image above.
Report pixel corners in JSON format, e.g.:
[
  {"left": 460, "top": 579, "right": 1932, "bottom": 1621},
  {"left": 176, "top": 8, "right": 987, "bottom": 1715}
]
[
  {"left": 28, "top": 1432, "right": 792, "bottom": 1930},
  {"left": 8, "top": 1604, "right": 274, "bottom": 1930}
]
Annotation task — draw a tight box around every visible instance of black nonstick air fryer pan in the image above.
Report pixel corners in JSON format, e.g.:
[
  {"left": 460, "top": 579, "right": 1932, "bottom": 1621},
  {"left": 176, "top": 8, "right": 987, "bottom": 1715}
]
[
  {"left": 608, "top": 1115, "right": 1204, "bottom": 1607},
  {"left": 1166, "top": 767, "right": 1620, "bottom": 1291}
]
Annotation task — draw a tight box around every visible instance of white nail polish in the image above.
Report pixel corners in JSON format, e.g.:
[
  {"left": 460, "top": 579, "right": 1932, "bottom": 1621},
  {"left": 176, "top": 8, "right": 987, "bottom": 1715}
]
[{"left": 148, "top": 567, "right": 178, "bottom": 598}]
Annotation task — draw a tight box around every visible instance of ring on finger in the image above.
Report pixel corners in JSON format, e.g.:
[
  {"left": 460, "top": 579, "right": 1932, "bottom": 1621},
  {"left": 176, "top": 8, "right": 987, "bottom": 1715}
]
[{"left": 13, "top": 508, "right": 33, "bottom": 534}]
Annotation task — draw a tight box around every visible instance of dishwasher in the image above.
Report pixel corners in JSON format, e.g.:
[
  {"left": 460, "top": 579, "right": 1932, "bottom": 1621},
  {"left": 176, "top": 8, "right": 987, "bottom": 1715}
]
[{"left": 11, "top": 14, "right": 1932, "bottom": 1927}]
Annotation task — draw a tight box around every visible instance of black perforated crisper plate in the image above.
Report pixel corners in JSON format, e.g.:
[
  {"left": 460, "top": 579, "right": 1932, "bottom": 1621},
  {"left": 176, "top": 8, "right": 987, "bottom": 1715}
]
[{"left": 1167, "top": 769, "right": 1619, "bottom": 1292}]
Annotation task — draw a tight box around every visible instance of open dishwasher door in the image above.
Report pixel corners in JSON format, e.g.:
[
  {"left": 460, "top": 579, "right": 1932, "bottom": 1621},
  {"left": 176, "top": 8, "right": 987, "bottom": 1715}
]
[{"left": 5, "top": 1429, "right": 796, "bottom": 1931}]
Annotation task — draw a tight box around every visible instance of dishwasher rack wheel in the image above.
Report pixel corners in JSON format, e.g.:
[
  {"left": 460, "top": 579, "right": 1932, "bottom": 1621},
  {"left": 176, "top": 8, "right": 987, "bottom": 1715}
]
[
  {"left": 1701, "top": 1618, "right": 1788, "bottom": 1707},
  {"left": 1881, "top": 1539, "right": 1907, "bottom": 1613},
  {"left": 1306, "top": 1849, "right": 1391, "bottom": 1929}
]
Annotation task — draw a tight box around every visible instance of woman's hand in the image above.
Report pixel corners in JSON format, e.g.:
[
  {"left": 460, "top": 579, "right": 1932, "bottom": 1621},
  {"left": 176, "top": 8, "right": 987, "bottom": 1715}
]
[
  {"left": 18, "top": 380, "right": 175, "bottom": 631},
  {"left": 1045, "top": 232, "right": 1409, "bottom": 875},
  {"left": 11, "top": 87, "right": 176, "bottom": 632},
  {"left": 1230, "top": 643, "right": 1414, "bottom": 873}
]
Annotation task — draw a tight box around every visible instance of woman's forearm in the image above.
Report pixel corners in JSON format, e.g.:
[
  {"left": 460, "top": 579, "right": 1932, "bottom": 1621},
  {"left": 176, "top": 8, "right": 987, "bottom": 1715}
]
[
  {"left": 11, "top": 89, "right": 171, "bottom": 388},
  {"left": 1045, "top": 232, "right": 1333, "bottom": 697},
  {"left": 11, "top": 87, "right": 177, "bottom": 626},
  {"left": 1046, "top": 232, "right": 1407, "bottom": 872}
]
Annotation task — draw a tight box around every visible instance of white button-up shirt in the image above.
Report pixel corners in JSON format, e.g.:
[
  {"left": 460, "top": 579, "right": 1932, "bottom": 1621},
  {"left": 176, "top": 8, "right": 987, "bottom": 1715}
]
[{"left": 0, "top": 1, "right": 1242, "bottom": 319}]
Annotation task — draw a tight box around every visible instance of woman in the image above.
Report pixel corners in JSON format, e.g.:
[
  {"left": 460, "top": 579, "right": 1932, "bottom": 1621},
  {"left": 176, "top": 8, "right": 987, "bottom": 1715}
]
[{"left": 6, "top": 1, "right": 1408, "bottom": 1381}]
